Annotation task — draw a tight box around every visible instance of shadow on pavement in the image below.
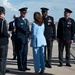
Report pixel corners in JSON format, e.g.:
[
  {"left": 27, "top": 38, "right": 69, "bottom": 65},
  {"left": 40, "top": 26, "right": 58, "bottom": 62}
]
[
  {"left": 7, "top": 68, "right": 54, "bottom": 75},
  {"left": 52, "top": 57, "right": 75, "bottom": 64},
  {"left": 6, "top": 58, "right": 55, "bottom": 75},
  {"left": 6, "top": 71, "right": 54, "bottom": 75},
  {"left": 7, "top": 57, "right": 75, "bottom": 67}
]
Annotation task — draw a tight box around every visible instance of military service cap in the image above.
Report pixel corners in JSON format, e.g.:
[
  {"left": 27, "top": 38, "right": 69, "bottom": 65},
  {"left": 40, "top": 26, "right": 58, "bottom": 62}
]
[
  {"left": 64, "top": 8, "right": 72, "bottom": 13},
  {"left": 19, "top": 7, "right": 28, "bottom": 13},
  {"left": 41, "top": 7, "right": 49, "bottom": 13}
]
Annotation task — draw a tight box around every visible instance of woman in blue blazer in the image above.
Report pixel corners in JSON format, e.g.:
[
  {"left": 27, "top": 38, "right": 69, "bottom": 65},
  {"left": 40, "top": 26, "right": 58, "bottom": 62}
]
[{"left": 30, "top": 12, "right": 46, "bottom": 75}]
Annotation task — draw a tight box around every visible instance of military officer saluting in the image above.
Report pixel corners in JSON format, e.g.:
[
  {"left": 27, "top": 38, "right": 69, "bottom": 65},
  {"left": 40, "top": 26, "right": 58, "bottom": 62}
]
[
  {"left": 15, "top": 7, "right": 30, "bottom": 71},
  {"left": 41, "top": 7, "right": 56, "bottom": 68},
  {"left": 57, "top": 8, "right": 74, "bottom": 67}
]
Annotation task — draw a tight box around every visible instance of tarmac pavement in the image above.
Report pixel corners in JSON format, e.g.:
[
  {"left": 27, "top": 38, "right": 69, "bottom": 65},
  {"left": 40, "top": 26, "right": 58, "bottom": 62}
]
[{"left": 6, "top": 39, "right": 75, "bottom": 75}]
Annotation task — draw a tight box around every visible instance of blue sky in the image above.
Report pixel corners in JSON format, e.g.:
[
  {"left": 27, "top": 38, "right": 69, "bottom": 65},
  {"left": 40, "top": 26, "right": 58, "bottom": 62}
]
[{"left": 0, "top": 0, "right": 75, "bottom": 22}]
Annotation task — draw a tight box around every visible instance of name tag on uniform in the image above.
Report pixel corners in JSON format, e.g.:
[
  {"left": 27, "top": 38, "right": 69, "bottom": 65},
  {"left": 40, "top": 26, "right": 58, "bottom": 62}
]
[
  {"left": 20, "top": 23, "right": 23, "bottom": 27},
  {"left": 48, "top": 23, "right": 51, "bottom": 25},
  {"left": 67, "top": 25, "right": 70, "bottom": 27},
  {"left": 48, "top": 18, "right": 52, "bottom": 25}
]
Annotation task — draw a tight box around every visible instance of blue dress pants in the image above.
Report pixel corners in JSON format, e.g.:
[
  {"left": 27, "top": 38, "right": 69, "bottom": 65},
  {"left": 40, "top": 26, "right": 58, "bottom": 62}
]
[
  {"left": 33, "top": 46, "right": 45, "bottom": 72},
  {"left": 16, "top": 44, "right": 28, "bottom": 70}
]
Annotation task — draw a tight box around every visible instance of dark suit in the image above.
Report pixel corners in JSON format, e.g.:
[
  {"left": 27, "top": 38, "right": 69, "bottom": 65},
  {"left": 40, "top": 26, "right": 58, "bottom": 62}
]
[
  {"left": 0, "top": 18, "right": 9, "bottom": 75},
  {"left": 57, "top": 17, "right": 74, "bottom": 64},
  {"left": 43, "top": 16, "right": 56, "bottom": 66},
  {"left": 15, "top": 16, "right": 30, "bottom": 70},
  {"left": 9, "top": 21, "right": 16, "bottom": 58}
]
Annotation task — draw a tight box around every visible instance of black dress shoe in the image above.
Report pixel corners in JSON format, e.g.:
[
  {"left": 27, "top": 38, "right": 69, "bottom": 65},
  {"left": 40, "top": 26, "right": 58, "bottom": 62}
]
[
  {"left": 66, "top": 64, "right": 71, "bottom": 67},
  {"left": 25, "top": 68, "right": 30, "bottom": 71},
  {"left": 6, "top": 69, "right": 10, "bottom": 73},
  {"left": 45, "top": 62, "right": 52, "bottom": 68},
  {"left": 45, "top": 64, "right": 52, "bottom": 68},
  {"left": 18, "top": 69, "right": 25, "bottom": 71},
  {"left": 48, "top": 65, "right": 52, "bottom": 68},
  {"left": 12, "top": 56, "right": 17, "bottom": 60},
  {"left": 58, "top": 63, "right": 63, "bottom": 67}
]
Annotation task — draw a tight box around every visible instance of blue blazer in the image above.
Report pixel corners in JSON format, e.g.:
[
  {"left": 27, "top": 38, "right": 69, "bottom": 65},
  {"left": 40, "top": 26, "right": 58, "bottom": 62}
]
[{"left": 30, "top": 22, "right": 46, "bottom": 47}]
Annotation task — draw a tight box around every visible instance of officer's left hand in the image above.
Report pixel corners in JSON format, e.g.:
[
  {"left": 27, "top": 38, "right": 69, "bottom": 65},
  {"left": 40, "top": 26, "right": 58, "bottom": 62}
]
[{"left": 70, "top": 40, "right": 74, "bottom": 43}]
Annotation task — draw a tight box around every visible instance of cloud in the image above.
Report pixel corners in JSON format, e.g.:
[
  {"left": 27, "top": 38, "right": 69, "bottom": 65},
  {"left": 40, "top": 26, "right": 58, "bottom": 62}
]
[
  {"left": 0, "top": 0, "right": 75, "bottom": 22},
  {"left": 2, "top": 0, "right": 17, "bottom": 11},
  {"left": 10, "top": 0, "right": 74, "bottom": 21}
]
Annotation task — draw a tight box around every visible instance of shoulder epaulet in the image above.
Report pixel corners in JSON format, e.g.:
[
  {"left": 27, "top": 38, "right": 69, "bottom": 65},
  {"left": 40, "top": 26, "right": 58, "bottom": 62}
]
[{"left": 69, "top": 18, "right": 74, "bottom": 21}]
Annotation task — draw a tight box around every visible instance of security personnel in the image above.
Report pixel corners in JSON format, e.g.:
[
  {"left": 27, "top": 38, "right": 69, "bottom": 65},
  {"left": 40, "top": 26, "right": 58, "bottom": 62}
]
[
  {"left": 0, "top": 6, "right": 10, "bottom": 75},
  {"left": 9, "top": 15, "right": 18, "bottom": 60},
  {"left": 15, "top": 7, "right": 30, "bottom": 71},
  {"left": 57, "top": 8, "right": 74, "bottom": 67},
  {"left": 41, "top": 7, "right": 56, "bottom": 68}
]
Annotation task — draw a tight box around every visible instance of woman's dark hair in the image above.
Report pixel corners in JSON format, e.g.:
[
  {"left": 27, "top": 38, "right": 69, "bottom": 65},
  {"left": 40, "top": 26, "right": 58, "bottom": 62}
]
[{"left": 34, "top": 12, "right": 43, "bottom": 26}]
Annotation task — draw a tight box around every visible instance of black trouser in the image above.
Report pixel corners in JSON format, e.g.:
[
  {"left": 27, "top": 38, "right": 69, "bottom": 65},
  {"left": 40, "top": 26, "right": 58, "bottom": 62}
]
[
  {"left": 0, "top": 45, "right": 8, "bottom": 75},
  {"left": 12, "top": 39, "right": 16, "bottom": 57},
  {"left": 58, "top": 40, "right": 71, "bottom": 64},
  {"left": 11, "top": 35, "right": 17, "bottom": 58},
  {"left": 44, "top": 38, "right": 53, "bottom": 65}
]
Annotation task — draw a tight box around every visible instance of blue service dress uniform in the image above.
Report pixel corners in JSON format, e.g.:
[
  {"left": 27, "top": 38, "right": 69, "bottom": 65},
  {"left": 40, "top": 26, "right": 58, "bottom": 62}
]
[
  {"left": 15, "top": 16, "right": 30, "bottom": 70},
  {"left": 30, "top": 22, "right": 46, "bottom": 72},
  {"left": 57, "top": 17, "right": 74, "bottom": 65}
]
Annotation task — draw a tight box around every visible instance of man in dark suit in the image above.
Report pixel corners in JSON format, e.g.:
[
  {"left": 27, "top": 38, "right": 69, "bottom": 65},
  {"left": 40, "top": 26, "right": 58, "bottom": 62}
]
[
  {"left": 9, "top": 15, "right": 18, "bottom": 60},
  {"left": 15, "top": 7, "right": 30, "bottom": 71},
  {"left": 57, "top": 8, "right": 74, "bottom": 67},
  {"left": 41, "top": 7, "right": 56, "bottom": 68},
  {"left": 0, "top": 6, "right": 10, "bottom": 75}
]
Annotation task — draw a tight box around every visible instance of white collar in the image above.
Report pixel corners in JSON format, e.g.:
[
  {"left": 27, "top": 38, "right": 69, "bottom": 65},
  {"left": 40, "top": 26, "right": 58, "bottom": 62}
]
[{"left": 22, "top": 18, "right": 25, "bottom": 20}]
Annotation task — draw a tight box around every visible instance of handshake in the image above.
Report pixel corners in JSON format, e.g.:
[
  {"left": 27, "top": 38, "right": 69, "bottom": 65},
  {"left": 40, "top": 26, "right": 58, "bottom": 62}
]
[{"left": 26, "top": 31, "right": 32, "bottom": 35}]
